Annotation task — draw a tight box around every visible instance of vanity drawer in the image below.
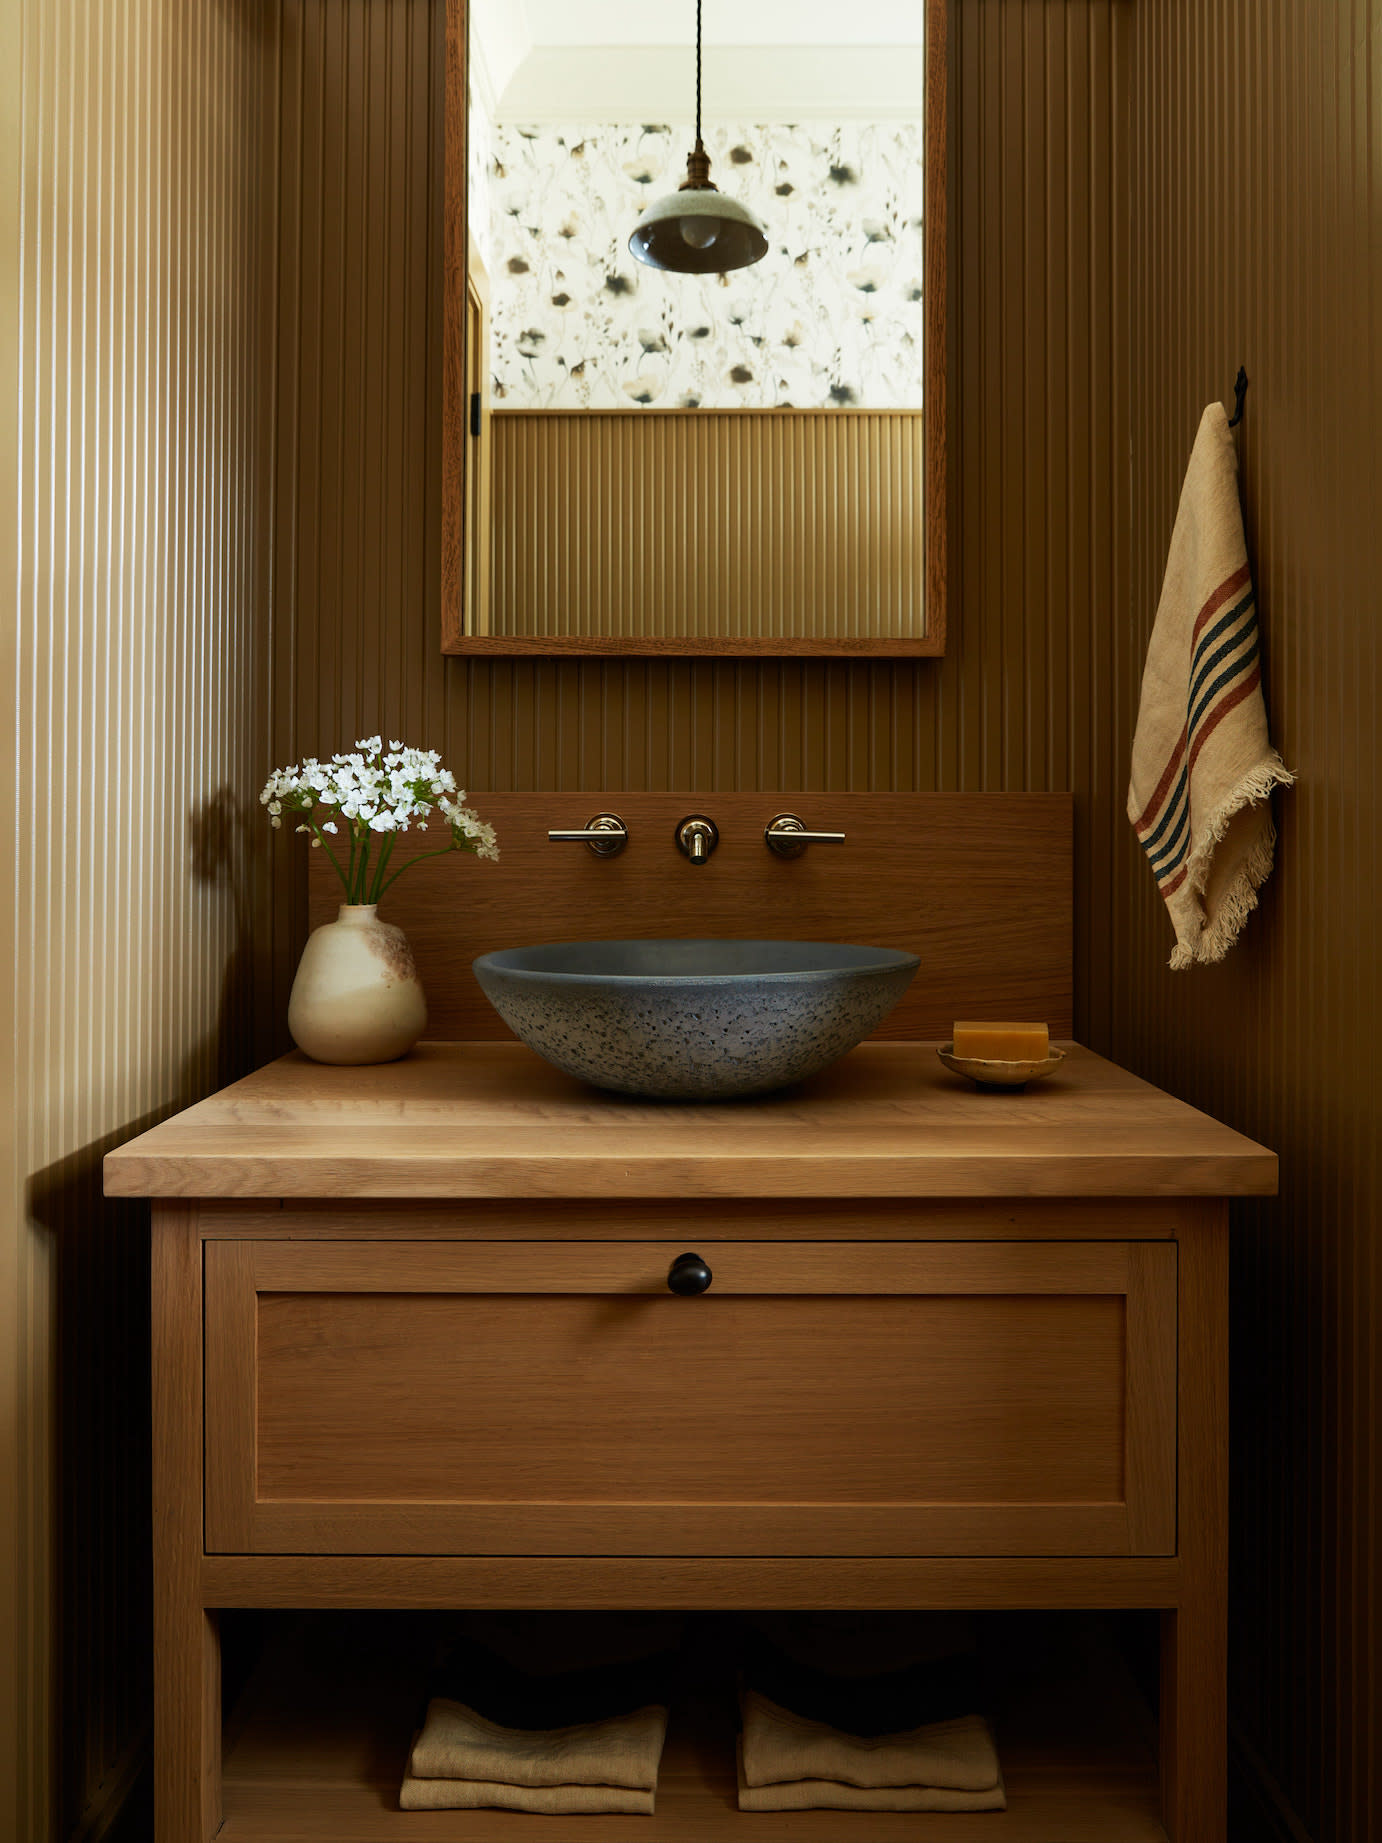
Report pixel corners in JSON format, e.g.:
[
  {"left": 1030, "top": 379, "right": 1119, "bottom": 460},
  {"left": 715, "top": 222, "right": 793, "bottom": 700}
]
[{"left": 203, "top": 1239, "right": 1176, "bottom": 1558}]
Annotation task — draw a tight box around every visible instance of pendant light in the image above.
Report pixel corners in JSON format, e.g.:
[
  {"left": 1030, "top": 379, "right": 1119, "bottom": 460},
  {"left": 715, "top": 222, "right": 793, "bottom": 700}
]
[{"left": 628, "top": 0, "right": 768, "bottom": 274}]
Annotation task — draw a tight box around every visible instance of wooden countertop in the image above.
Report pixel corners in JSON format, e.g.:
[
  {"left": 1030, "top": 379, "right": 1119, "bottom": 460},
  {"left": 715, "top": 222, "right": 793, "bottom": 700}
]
[{"left": 103, "top": 1042, "right": 1276, "bottom": 1201}]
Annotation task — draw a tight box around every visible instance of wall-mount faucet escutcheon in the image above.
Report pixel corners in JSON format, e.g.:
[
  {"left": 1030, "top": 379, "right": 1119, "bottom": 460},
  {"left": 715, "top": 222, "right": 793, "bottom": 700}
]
[{"left": 676, "top": 815, "right": 720, "bottom": 865}]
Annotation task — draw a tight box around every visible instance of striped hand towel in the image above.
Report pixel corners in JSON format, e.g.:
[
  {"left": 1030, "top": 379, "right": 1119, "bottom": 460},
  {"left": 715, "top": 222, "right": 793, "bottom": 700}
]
[{"left": 1128, "top": 403, "right": 1293, "bottom": 968}]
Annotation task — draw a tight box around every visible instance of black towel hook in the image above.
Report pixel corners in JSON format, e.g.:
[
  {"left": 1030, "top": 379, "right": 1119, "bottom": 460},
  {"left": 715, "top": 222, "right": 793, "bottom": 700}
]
[{"left": 1228, "top": 366, "right": 1248, "bottom": 427}]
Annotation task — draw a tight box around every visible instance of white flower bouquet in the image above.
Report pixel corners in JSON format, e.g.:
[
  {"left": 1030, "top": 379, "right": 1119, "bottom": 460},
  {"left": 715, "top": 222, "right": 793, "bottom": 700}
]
[{"left": 261, "top": 736, "right": 498, "bottom": 905}]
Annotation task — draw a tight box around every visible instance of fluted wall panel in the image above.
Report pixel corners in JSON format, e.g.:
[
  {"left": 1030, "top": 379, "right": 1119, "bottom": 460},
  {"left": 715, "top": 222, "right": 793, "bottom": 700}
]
[
  {"left": 488, "top": 410, "right": 928, "bottom": 642},
  {"left": 268, "top": 0, "right": 1124, "bottom": 1051},
  {"left": 1, "top": 2, "right": 274, "bottom": 1837},
  {"left": 1114, "top": 4, "right": 1380, "bottom": 1839}
]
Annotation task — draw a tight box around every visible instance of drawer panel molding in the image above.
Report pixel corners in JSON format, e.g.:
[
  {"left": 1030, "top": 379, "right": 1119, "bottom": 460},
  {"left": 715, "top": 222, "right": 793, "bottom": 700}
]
[{"left": 204, "top": 1240, "right": 1177, "bottom": 1560}]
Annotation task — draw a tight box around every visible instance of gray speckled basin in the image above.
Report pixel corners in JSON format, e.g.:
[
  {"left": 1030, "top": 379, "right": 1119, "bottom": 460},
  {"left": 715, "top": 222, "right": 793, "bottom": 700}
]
[{"left": 472, "top": 939, "right": 920, "bottom": 1100}]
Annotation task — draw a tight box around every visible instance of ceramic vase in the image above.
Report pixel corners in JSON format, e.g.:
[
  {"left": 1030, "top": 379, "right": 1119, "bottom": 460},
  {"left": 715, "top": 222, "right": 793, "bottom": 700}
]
[{"left": 287, "top": 904, "right": 427, "bottom": 1065}]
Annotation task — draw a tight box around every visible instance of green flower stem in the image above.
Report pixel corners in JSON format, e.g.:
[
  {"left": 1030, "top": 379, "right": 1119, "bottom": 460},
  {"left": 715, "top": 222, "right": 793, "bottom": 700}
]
[
  {"left": 353, "top": 823, "right": 372, "bottom": 903},
  {"left": 344, "top": 821, "right": 359, "bottom": 899},
  {"left": 374, "top": 839, "right": 463, "bottom": 901},
  {"left": 369, "top": 833, "right": 398, "bottom": 905},
  {"left": 306, "top": 820, "right": 350, "bottom": 893}
]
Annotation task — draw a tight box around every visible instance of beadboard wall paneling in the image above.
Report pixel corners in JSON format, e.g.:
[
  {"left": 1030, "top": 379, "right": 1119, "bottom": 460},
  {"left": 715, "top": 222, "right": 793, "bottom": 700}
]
[
  {"left": 0, "top": 7, "right": 20, "bottom": 1836},
  {"left": 487, "top": 410, "right": 929, "bottom": 643},
  {"left": 2, "top": 1, "right": 275, "bottom": 1837},
  {"left": 268, "top": 0, "right": 1124, "bottom": 1050},
  {"left": 1116, "top": 4, "right": 1380, "bottom": 1839}
]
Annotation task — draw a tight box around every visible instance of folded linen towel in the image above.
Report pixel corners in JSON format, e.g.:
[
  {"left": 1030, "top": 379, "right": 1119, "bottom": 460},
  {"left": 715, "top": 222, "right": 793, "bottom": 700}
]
[
  {"left": 739, "top": 1687, "right": 1001, "bottom": 1793},
  {"left": 400, "top": 1728, "right": 656, "bottom": 1814},
  {"left": 399, "top": 1635, "right": 672, "bottom": 1813},
  {"left": 736, "top": 1737, "right": 1006, "bottom": 1813},
  {"left": 407, "top": 1697, "right": 668, "bottom": 1790},
  {"left": 1128, "top": 402, "right": 1293, "bottom": 967}
]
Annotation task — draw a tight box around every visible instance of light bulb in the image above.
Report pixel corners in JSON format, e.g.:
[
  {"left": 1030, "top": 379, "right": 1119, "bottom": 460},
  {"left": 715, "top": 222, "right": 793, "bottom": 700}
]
[{"left": 679, "top": 214, "right": 720, "bottom": 250}]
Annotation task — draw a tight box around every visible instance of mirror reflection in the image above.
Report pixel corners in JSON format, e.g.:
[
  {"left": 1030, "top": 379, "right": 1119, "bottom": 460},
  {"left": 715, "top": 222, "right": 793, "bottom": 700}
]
[{"left": 458, "top": 0, "right": 938, "bottom": 649}]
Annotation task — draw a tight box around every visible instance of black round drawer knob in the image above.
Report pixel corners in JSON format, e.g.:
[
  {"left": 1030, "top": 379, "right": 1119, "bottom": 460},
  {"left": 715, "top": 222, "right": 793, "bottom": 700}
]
[{"left": 667, "top": 1252, "right": 713, "bottom": 1295}]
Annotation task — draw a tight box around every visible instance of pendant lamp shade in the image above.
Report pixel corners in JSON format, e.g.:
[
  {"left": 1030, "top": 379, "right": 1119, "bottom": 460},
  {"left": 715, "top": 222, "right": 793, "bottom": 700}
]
[
  {"left": 629, "top": 3, "right": 767, "bottom": 274},
  {"left": 630, "top": 143, "right": 769, "bottom": 273}
]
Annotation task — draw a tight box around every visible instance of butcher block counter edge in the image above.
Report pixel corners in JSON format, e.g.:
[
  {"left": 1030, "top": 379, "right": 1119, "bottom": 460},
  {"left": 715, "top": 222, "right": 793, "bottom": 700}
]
[{"left": 104, "top": 1041, "right": 1277, "bottom": 1201}]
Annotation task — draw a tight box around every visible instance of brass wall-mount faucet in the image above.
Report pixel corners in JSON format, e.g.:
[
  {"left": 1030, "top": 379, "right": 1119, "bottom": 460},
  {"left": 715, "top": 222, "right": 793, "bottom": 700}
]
[
  {"left": 547, "top": 810, "right": 847, "bottom": 864},
  {"left": 675, "top": 814, "right": 719, "bottom": 865}
]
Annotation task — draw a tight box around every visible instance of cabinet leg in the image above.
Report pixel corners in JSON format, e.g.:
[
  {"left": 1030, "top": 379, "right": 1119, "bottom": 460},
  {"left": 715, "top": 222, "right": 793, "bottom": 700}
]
[
  {"left": 1160, "top": 1601, "right": 1226, "bottom": 1843},
  {"left": 153, "top": 1205, "right": 221, "bottom": 1840},
  {"left": 154, "top": 1605, "right": 221, "bottom": 1843},
  {"left": 1162, "top": 1207, "right": 1229, "bottom": 1842}
]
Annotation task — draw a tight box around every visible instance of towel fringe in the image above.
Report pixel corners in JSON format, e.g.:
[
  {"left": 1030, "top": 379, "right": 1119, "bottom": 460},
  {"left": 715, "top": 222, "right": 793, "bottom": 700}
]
[{"left": 1168, "top": 752, "right": 1295, "bottom": 969}]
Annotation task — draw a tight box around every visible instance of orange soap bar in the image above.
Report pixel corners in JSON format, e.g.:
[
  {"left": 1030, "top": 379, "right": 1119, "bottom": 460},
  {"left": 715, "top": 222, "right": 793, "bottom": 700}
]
[{"left": 952, "top": 1021, "right": 1050, "bottom": 1061}]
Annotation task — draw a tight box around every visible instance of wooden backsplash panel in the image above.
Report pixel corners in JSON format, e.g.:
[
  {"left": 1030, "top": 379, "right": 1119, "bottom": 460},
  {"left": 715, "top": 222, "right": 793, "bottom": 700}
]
[{"left": 308, "top": 794, "right": 1073, "bottom": 1041}]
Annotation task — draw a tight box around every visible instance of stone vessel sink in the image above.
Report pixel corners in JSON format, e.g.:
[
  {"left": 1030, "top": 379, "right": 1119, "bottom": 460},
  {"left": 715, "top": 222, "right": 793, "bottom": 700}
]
[{"left": 471, "top": 938, "right": 920, "bottom": 1100}]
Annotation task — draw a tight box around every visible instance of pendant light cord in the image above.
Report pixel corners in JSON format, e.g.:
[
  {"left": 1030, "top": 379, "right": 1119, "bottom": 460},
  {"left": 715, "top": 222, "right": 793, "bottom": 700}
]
[{"left": 695, "top": 0, "right": 703, "bottom": 145}]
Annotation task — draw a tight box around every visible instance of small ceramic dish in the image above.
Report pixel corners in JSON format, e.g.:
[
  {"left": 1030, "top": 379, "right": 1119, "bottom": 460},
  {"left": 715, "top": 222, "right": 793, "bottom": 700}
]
[{"left": 937, "top": 1043, "right": 1066, "bottom": 1092}]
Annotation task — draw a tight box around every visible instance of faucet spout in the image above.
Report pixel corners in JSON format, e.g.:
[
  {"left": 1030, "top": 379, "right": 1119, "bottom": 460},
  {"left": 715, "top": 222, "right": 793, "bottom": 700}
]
[{"left": 675, "top": 814, "right": 720, "bottom": 866}]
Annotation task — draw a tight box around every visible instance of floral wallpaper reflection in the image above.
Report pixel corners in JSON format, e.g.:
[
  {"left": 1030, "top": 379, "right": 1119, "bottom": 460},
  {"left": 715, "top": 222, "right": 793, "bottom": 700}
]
[{"left": 486, "top": 120, "right": 925, "bottom": 410}]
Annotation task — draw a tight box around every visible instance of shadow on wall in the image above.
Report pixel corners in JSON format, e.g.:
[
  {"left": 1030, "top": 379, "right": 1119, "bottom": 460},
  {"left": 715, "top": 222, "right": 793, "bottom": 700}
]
[
  {"left": 186, "top": 787, "right": 262, "bottom": 1091},
  {"left": 23, "top": 786, "right": 266, "bottom": 1839}
]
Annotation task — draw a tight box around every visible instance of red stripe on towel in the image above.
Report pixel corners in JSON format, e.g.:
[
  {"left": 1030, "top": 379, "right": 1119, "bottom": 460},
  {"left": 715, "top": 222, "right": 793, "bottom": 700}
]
[
  {"left": 1190, "top": 563, "right": 1253, "bottom": 647},
  {"left": 1159, "top": 864, "right": 1189, "bottom": 900},
  {"left": 1188, "top": 661, "right": 1263, "bottom": 775},
  {"left": 1134, "top": 730, "right": 1188, "bottom": 835}
]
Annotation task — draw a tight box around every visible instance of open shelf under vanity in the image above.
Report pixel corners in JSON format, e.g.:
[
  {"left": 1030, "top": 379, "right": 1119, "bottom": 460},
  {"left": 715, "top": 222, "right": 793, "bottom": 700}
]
[{"left": 215, "top": 1613, "right": 1167, "bottom": 1843}]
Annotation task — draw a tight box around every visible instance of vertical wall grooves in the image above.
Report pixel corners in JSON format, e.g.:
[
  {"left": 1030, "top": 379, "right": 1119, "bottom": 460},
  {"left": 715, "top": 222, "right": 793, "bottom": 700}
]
[
  {"left": 1117, "top": 4, "right": 1380, "bottom": 1838},
  {"left": 5, "top": 0, "right": 275, "bottom": 1836}
]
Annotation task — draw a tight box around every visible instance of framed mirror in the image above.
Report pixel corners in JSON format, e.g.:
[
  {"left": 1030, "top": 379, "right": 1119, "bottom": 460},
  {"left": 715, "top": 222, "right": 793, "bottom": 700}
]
[{"left": 442, "top": 0, "right": 947, "bottom": 656}]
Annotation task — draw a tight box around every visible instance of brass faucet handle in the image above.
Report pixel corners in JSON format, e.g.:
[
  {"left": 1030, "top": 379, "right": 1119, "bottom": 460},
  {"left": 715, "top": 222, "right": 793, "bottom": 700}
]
[
  {"left": 675, "top": 814, "right": 719, "bottom": 865},
  {"left": 764, "top": 812, "right": 847, "bottom": 858},
  {"left": 548, "top": 812, "right": 628, "bottom": 857}
]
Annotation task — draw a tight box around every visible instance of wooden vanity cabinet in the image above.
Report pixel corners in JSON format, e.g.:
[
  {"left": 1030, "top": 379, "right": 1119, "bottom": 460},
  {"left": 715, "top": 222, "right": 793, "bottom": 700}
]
[
  {"left": 151, "top": 1191, "right": 1226, "bottom": 1843},
  {"left": 105, "top": 1035, "right": 1276, "bottom": 1843}
]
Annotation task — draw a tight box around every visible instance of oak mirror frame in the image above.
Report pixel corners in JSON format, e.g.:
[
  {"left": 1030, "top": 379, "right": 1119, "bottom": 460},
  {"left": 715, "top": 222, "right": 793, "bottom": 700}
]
[{"left": 441, "top": 0, "right": 948, "bottom": 657}]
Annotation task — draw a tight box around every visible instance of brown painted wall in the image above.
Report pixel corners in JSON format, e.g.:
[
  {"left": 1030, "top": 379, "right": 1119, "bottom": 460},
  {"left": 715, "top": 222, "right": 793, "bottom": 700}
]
[
  {"left": 1113, "top": 5, "right": 1381, "bottom": 1839},
  {"left": 265, "top": 0, "right": 1125, "bottom": 1055}
]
